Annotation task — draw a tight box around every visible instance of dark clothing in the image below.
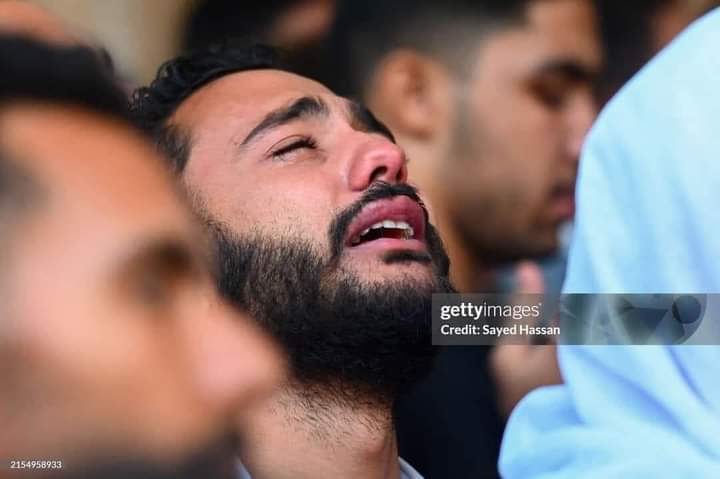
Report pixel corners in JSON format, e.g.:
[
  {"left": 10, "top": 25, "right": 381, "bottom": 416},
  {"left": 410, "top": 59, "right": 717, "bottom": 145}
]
[{"left": 396, "top": 346, "right": 505, "bottom": 479}]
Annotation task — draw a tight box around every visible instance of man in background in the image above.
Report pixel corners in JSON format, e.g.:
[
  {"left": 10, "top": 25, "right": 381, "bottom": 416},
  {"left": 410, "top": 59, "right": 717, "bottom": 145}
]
[
  {"left": 324, "top": 1, "right": 602, "bottom": 477},
  {"left": 500, "top": 7, "right": 720, "bottom": 476},
  {"left": 0, "top": 36, "right": 282, "bottom": 479}
]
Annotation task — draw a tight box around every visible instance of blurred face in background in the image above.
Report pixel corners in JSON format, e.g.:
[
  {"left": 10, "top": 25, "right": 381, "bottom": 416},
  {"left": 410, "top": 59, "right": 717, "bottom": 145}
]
[
  {"left": 369, "top": 0, "right": 602, "bottom": 269},
  {"left": 443, "top": 0, "right": 602, "bottom": 261},
  {"left": 0, "top": 104, "right": 282, "bottom": 477}
]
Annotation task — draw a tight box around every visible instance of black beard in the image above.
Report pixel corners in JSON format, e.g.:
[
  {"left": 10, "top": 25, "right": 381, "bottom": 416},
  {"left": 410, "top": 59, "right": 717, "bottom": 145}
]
[{"left": 208, "top": 182, "right": 454, "bottom": 405}]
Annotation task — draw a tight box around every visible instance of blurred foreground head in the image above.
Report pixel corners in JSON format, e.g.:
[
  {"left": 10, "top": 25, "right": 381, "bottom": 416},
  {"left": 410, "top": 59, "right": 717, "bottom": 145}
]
[
  {"left": 132, "top": 41, "right": 453, "bottom": 478},
  {"left": 0, "top": 36, "right": 282, "bottom": 479},
  {"left": 0, "top": 0, "right": 79, "bottom": 45},
  {"left": 327, "top": 0, "right": 602, "bottom": 290}
]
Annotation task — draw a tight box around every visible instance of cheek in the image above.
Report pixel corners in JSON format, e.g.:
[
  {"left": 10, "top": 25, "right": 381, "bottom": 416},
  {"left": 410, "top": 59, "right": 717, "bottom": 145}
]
[
  {"left": 21, "top": 295, "right": 167, "bottom": 397},
  {"left": 224, "top": 176, "right": 337, "bottom": 246},
  {"left": 12, "top": 262, "right": 191, "bottom": 408},
  {"left": 6, "top": 259, "right": 222, "bottom": 456},
  {"left": 467, "top": 97, "right": 559, "bottom": 197},
  {"left": 472, "top": 78, "right": 564, "bottom": 155},
  {"left": 15, "top": 292, "right": 216, "bottom": 451}
]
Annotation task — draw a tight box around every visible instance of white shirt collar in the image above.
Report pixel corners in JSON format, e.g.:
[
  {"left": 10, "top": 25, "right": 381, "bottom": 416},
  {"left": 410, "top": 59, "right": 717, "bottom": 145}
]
[{"left": 236, "top": 457, "right": 424, "bottom": 479}]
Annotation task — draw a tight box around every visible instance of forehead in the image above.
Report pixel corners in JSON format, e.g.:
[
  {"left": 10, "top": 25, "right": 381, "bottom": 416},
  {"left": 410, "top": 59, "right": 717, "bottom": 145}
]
[
  {"left": 171, "top": 69, "right": 340, "bottom": 135},
  {"left": 0, "top": 104, "right": 194, "bottom": 247},
  {"left": 476, "top": 0, "right": 601, "bottom": 75}
]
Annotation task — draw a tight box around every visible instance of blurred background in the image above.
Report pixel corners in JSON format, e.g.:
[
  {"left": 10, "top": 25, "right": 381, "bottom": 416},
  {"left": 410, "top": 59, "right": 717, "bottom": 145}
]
[
  {"left": 19, "top": 0, "right": 716, "bottom": 97},
  {"left": 25, "top": 0, "right": 336, "bottom": 84},
  {"left": 27, "top": 0, "right": 194, "bottom": 83},
  {"left": 3, "top": 1, "right": 718, "bottom": 478}
]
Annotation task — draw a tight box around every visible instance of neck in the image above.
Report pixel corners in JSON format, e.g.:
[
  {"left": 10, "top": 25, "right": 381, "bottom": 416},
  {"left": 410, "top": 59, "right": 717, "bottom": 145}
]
[{"left": 240, "top": 382, "right": 402, "bottom": 479}]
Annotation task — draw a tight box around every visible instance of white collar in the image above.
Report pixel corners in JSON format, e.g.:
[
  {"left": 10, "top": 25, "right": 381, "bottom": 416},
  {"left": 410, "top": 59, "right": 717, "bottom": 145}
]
[{"left": 236, "top": 457, "right": 424, "bottom": 479}]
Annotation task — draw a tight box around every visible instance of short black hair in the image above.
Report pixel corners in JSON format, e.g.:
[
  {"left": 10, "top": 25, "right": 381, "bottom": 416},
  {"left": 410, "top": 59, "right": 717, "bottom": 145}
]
[
  {"left": 130, "top": 43, "right": 286, "bottom": 173},
  {"left": 323, "top": 0, "right": 529, "bottom": 99},
  {"left": 0, "top": 35, "right": 129, "bottom": 243}
]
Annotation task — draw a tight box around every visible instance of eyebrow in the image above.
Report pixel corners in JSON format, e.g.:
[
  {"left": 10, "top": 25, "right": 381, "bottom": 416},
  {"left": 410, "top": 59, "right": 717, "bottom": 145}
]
[
  {"left": 347, "top": 100, "right": 396, "bottom": 143},
  {"left": 241, "top": 96, "right": 330, "bottom": 146},
  {"left": 535, "top": 59, "right": 598, "bottom": 83}
]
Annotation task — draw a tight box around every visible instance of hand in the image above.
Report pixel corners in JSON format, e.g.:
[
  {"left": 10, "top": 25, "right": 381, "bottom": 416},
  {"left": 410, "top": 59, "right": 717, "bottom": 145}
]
[{"left": 490, "top": 262, "right": 563, "bottom": 417}]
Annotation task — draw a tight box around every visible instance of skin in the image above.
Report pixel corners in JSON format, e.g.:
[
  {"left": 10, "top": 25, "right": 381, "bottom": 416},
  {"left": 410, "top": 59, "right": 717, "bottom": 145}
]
[
  {"left": 0, "top": 1, "right": 79, "bottom": 45},
  {"left": 368, "top": 0, "right": 603, "bottom": 293},
  {"left": 651, "top": 0, "right": 718, "bottom": 52},
  {"left": 170, "top": 69, "right": 434, "bottom": 479},
  {"left": 365, "top": 0, "right": 601, "bottom": 418},
  {"left": 0, "top": 104, "right": 283, "bottom": 467}
]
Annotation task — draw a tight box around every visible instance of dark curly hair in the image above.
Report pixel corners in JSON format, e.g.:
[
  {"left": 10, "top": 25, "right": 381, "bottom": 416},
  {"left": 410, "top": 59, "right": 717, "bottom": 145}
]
[{"left": 130, "top": 43, "right": 286, "bottom": 173}]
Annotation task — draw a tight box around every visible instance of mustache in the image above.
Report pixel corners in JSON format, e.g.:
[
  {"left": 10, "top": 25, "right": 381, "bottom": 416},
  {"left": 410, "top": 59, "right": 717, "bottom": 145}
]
[{"left": 327, "top": 181, "right": 429, "bottom": 263}]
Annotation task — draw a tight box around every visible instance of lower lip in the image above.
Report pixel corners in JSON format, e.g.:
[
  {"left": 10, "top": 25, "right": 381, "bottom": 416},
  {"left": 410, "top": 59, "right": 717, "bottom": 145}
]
[{"left": 348, "top": 238, "right": 427, "bottom": 254}]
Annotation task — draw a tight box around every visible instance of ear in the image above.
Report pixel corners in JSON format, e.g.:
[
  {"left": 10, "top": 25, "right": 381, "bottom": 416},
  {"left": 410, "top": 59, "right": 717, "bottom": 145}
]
[{"left": 366, "top": 50, "right": 450, "bottom": 140}]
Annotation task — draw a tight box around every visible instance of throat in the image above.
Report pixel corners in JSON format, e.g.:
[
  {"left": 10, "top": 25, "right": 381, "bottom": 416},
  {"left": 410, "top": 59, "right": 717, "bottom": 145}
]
[{"left": 240, "top": 383, "right": 402, "bottom": 479}]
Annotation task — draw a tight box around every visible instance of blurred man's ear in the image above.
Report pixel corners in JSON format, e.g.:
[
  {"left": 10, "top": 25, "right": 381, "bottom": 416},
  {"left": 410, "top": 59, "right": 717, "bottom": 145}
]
[{"left": 366, "top": 50, "right": 452, "bottom": 141}]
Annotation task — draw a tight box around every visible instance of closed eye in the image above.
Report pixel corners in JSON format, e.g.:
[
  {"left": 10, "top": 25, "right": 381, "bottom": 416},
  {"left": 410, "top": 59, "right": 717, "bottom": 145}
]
[{"left": 269, "top": 135, "right": 318, "bottom": 162}]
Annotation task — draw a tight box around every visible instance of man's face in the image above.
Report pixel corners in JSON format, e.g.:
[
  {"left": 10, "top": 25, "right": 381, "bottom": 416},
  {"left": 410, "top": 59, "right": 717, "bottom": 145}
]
[
  {"left": 171, "top": 70, "right": 452, "bottom": 399},
  {"left": 175, "top": 69, "right": 446, "bottom": 285},
  {"left": 0, "top": 104, "right": 282, "bottom": 476},
  {"left": 442, "top": 0, "right": 602, "bottom": 261}
]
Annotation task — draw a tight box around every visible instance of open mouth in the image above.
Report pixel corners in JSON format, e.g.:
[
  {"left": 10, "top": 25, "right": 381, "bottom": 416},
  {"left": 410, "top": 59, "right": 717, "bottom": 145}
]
[
  {"left": 344, "top": 196, "right": 426, "bottom": 250},
  {"left": 350, "top": 219, "right": 415, "bottom": 245}
]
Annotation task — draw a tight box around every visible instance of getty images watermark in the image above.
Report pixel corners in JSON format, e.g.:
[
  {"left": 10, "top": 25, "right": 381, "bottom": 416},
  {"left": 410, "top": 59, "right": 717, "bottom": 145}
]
[
  {"left": 432, "top": 294, "right": 720, "bottom": 345},
  {"left": 433, "top": 294, "right": 557, "bottom": 345}
]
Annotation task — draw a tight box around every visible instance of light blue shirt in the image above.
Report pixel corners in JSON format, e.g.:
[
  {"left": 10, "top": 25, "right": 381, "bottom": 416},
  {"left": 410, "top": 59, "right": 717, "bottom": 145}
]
[{"left": 499, "top": 8, "right": 720, "bottom": 478}]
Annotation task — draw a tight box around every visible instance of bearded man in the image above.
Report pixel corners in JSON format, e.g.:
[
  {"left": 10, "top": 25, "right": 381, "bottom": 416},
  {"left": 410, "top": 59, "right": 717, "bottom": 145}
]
[{"left": 132, "top": 44, "right": 454, "bottom": 479}]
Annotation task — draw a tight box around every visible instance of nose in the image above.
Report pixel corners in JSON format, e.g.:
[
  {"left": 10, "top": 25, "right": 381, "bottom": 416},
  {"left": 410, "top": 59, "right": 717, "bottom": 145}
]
[
  {"left": 565, "top": 89, "right": 597, "bottom": 162},
  {"left": 346, "top": 133, "right": 408, "bottom": 191},
  {"left": 185, "top": 293, "right": 285, "bottom": 412}
]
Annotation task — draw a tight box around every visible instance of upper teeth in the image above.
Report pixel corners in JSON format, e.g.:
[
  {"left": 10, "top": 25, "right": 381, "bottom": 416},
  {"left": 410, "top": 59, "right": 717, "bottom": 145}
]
[{"left": 360, "top": 220, "right": 414, "bottom": 238}]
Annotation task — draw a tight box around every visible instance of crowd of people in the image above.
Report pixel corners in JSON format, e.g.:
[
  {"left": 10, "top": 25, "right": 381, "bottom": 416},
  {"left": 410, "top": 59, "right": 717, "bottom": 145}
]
[{"left": 1, "top": 1, "right": 718, "bottom": 478}]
